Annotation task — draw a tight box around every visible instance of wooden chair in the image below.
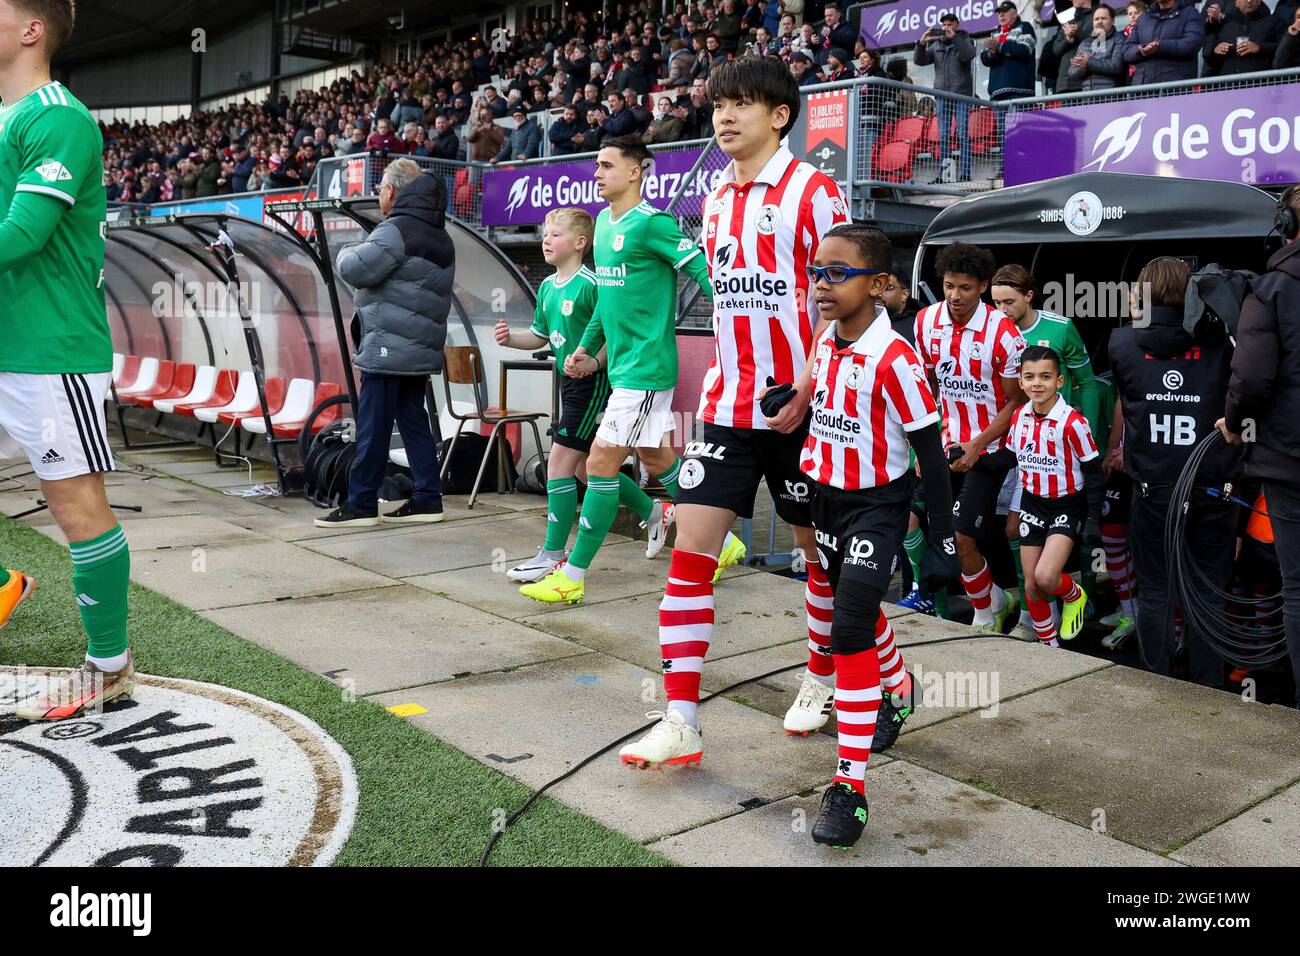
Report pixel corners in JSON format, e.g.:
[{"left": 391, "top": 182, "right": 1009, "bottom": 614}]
[{"left": 440, "top": 345, "right": 548, "bottom": 508}]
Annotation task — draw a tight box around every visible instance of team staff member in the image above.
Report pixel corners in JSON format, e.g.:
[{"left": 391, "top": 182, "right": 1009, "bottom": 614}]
[
  {"left": 1110, "top": 257, "right": 1239, "bottom": 688},
  {"left": 1098, "top": 370, "right": 1139, "bottom": 648},
  {"left": 618, "top": 57, "right": 850, "bottom": 767},
  {"left": 796, "top": 225, "right": 956, "bottom": 849},
  {"left": 522, "top": 135, "right": 714, "bottom": 607},
  {"left": 915, "top": 243, "right": 1027, "bottom": 632},
  {"left": 495, "top": 208, "right": 673, "bottom": 583},
  {"left": 0, "top": 0, "right": 136, "bottom": 720},
  {"left": 1220, "top": 185, "right": 1300, "bottom": 707},
  {"left": 1009, "top": 346, "right": 1104, "bottom": 647}
]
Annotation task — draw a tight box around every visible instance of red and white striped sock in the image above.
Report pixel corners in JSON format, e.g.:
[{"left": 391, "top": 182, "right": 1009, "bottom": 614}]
[
  {"left": 1027, "top": 596, "right": 1059, "bottom": 646},
  {"left": 873, "top": 611, "right": 908, "bottom": 693},
  {"left": 831, "top": 647, "right": 882, "bottom": 796},
  {"left": 805, "top": 561, "right": 835, "bottom": 681},
  {"left": 1052, "top": 572, "right": 1081, "bottom": 603},
  {"left": 658, "top": 549, "right": 718, "bottom": 727},
  {"left": 1102, "top": 524, "right": 1137, "bottom": 618},
  {"left": 961, "top": 560, "right": 995, "bottom": 624}
]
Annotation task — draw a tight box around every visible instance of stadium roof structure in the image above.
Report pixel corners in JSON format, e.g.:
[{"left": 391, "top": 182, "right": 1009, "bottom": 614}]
[
  {"left": 56, "top": 0, "right": 272, "bottom": 68},
  {"left": 920, "top": 172, "right": 1280, "bottom": 246}
]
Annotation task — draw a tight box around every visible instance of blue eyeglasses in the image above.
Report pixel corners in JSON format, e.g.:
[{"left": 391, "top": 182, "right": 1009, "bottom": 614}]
[{"left": 805, "top": 265, "right": 885, "bottom": 284}]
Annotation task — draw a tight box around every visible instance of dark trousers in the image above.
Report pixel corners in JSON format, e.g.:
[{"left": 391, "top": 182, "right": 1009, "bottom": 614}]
[
  {"left": 1129, "top": 485, "right": 1235, "bottom": 689},
  {"left": 347, "top": 372, "right": 443, "bottom": 513},
  {"left": 1263, "top": 479, "right": 1300, "bottom": 707}
]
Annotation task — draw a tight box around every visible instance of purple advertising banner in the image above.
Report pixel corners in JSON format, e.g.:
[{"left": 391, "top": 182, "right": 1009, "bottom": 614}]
[
  {"left": 858, "top": 0, "right": 998, "bottom": 48},
  {"left": 481, "top": 145, "right": 728, "bottom": 226},
  {"left": 1005, "top": 83, "right": 1300, "bottom": 187}
]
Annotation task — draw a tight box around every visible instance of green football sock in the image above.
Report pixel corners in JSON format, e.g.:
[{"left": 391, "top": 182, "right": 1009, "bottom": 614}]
[
  {"left": 617, "top": 471, "right": 654, "bottom": 522},
  {"left": 935, "top": 586, "right": 949, "bottom": 619},
  {"left": 69, "top": 525, "right": 130, "bottom": 659},
  {"left": 1010, "top": 538, "right": 1026, "bottom": 598},
  {"left": 903, "top": 528, "right": 925, "bottom": 589},
  {"left": 543, "top": 478, "right": 579, "bottom": 552},
  {"left": 567, "top": 475, "right": 621, "bottom": 570},
  {"left": 656, "top": 457, "right": 681, "bottom": 499},
  {"left": 0, "top": 566, "right": 10, "bottom": 588}
]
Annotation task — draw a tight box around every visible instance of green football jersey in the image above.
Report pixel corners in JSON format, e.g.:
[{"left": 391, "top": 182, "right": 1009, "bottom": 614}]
[
  {"left": 0, "top": 81, "right": 108, "bottom": 374},
  {"left": 530, "top": 265, "right": 600, "bottom": 376},
  {"left": 1018, "top": 309, "right": 1099, "bottom": 433},
  {"left": 580, "top": 201, "right": 711, "bottom": 391}
]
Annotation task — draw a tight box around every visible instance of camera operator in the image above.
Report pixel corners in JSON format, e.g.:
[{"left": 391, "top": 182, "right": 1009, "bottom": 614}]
[
  {"left": 1219, "top": 186, "right": 1300, "bottom": 707},
  {"left": 1110, "top": 257, "right": 1240, "bottom": 688}
]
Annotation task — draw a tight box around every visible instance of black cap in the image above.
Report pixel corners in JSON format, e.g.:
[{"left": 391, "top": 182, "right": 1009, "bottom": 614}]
[
  {"left": 996, "top": 1, "right": 1017, "bottom": 10},
  {"left": 790, "top": 51, "right": 812, "bottom": 64},
  {"left": 828, "top": 46, "right": 850, "bottom": 63},
  {"left": 939, "top": 11, "right": 960, "bottom": 22}
]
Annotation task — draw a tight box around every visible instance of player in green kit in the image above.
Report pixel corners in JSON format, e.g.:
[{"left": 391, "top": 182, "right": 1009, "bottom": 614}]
[
  {"left": 495, "top": 207, "right": 675, "bottom": 583},
  {"left": 520, "top": 135, "right": 716, "bottom": 605},
  {"left": 0, "top": 0, "right": 136, "bottom": 719},
  {"left": 991, "top": 264, "right": 1100, "bottom": 637}
]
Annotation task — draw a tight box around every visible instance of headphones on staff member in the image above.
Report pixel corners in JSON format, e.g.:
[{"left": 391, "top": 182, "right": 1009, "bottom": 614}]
[{"left": 1274, "top": 184, "right": 1300, "bottom": 240}]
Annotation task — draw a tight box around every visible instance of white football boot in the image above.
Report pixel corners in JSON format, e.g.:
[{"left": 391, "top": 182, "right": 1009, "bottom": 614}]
[{"left": 619, "top": 710, "right": 703, "bottom": 769}]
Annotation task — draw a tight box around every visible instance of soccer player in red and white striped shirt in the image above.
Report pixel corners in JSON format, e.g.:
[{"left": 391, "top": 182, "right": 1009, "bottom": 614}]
[
  {"left": 798, "top": 224, "right": 958, "bottom": 850},
  {"left": 1010, "top": 346, "right": 1105, "bottom": 646},
  {"left": 621, "top": 56, "right": 853, "bottom": 769},
  {"left": 914, "top": 242, "right": 1027, "bottom": 632}
]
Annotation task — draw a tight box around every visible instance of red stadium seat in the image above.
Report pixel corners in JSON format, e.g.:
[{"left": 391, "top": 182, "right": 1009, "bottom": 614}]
[
  {"left": 113, "top": 355, "right": 140, "bottom": 391},
  {"left": 172, "top": 368, "right": 237, "bottom": 417},
  {"left": 217, "top": 375, "right": 286, "bottom": 425},
  {"left": 876, "top": 141, "right": 914, "bottom": 183},
  {"left": 269, "top": 382, "right": 346, "bottom": 439},
  {"left": 454, "top": 182, "right": 473, "bottom": 216},
  {"left": 454, "top": 167, "right": 469, "bottom": 189},
  {"left": 892, "top": 116, "right": 926, "bottom": 149},
  {"left": 128, "top": 362, "right": 196, "bottom": 409},
  {"left": 969, "top": 107, "right": 998, "bottom": 154}
]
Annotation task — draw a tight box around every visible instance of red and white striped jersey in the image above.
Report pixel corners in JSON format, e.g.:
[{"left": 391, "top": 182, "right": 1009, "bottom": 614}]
[
  {"left": 698, "top": 145, "right": 850, "bottom": 430},
  {"left": 1009, "top": 395, "right": 1099, "bottom": 498},
  {"left": 914, "top": 300, "right": 1026, "bottom": 452},
  {"left": 800, "top": 310, "right": 941, "bottom": 491}
]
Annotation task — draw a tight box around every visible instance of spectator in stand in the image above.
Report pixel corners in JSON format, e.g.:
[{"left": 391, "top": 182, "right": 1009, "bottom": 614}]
[
  {"left": 1069, "top": 4, "right": 1129, "bottom": 89},
  {"left": 1277, "top": 4, "right": 1300, "bottom": 66},
  {"left": 916, "top": 13, "right": 977, "bottom": 183},
  {"left": 230, "top": 144, "right": 255, "bottom": 192},
  {"left": 716, "top": 0, "right": 743, "bottom": 52},
  {"left": 750, "top": 26, "right": 779, "bottom": 56},
  {"left": 1052, "top": 15, "right": 1086, "bottom": 91},
  {"left": 1124, "top": 0, "right": 1205, "bottom": 83},
  {"left": 775, "top": 12, "right": 798, "bottom": 54},
  {"left": 600, "top": 91, "right": 639, "bottom": 142},
  {"left": 887, "top": 58, "right": 920, "bottom": 116},
  {"left": 579, "top": 107, "right": 607, "bottom": 151},
  {"left": 366, "top": 118, "right": 404, "bottom": 153},
  {"left": 687, "top": 75, "right": 716, "bottom": 135},
  {"left": 666, "top": 37, "right": 696, "bottom": 84},
  {"left": 467, "top": 107, "right": 506, "bottom": 162},
  {"left": 495, "top": 107, "right": 543, "bottom": 162},
  {"left": 982, "top": 1, "right": 1038, "bottom": 100},
  {"left": 430, "top": 115, "right": 460, "bottom": 160},
  {"left": 820, "top": 3, "right": 859, "bottom": 62},
  {"left": 645, "top": 94, "right": 686, "bottom": 143},
  {"left": 791, "top": 20, "right": 824, "bottom": 59},
  {"left": 549, "top": 104, "right": 589, "bottom": 155},
  {"left": 482, "top": 85, "right": 508, "bottom": 118},
  {"left": 1203, "top": 0, "right": 1284, "bottom": 75},
  {"left": 782, "top": 48, "right": 812, "bottom": 87},
  {"left": 856, "top": 46, "right": 886, "bottom": 77},
  {"left": 269, "top": 145, "right": 303, "bottom": 187},
  {"left": 195, "top": 145, "right": 221, "bottom": 197},
  {"left": 574, "top": 82, "right": 604, "bottom": 116},
  {"left": 823, "top": 46, "right": 852, "bottom": 81},
  {"left": 623, "top": 88, "right": 652, "bottom": 134},
  {"left": 1124, "top": 0, "right": 1146, "bottom": 79},
  {"left": 1202, "top": 0, "right": 1228, "bottom": 74}
]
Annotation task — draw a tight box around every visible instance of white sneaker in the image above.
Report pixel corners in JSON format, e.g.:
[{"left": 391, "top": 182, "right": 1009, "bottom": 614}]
[
  {"left": 784, "top": 672, "right": 835, "bottom": 736},
  {"left": 619, "top": 710, "right": 703, "bottom": 769},
  {"left": 643, "top": 501, "right": 675, "bottom": 559},
  {"left": 1101, "top": 615, "right": 1136, "bottom": 650},
  {"left": 507, "top": 548, "right": 565, "bottom": 583}
]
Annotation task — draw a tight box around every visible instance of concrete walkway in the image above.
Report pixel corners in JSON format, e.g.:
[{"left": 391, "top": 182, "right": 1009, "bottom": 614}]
[{"left": 6, "top": 442, "right": 1300, "bottom": 866}]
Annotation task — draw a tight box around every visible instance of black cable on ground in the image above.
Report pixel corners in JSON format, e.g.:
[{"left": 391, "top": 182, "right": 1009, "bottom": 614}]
[
  {"left": 1163, "top": 432, "right": 1288, "bottom": 670},
  {"left": 478, "top": 629, "right": 1005, "bottom": 866}
]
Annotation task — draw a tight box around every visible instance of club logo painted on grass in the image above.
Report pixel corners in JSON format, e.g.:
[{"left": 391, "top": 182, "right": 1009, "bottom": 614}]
[{"left": 0, "top": 667, "right": 357, "bottom": 867}]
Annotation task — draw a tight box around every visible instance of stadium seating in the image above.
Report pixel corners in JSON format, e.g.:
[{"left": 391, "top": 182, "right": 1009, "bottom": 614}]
[
  {"left": 155, "top": 366, "right": 226, "bottom": 414},
  {"left": 115, "top": 355, "right": 154, "bottom": 393},
  {"left": 214, "top": 375, "right": 287, "bottom": 426},
  {"left": 240, "top": 377, "right": 325, "bottom": 437},
  {"left": 121, "top": 362, "right": 196, "bottom": 409},
  {"left": 112, "top": 354, "right": 139, "bottom": 391},
  {"left": 189, "top": 370, "right": 255, "bottom": 422}
]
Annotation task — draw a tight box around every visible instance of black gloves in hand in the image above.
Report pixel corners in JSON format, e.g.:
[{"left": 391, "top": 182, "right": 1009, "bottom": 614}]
[
  {"left": 1083, "top": 517, "right": 1102, "bottom": 549},
  {"left": 760, "top": 375, "right": 796, "bottom": 419},
  {"left": 919, "top": 533, "right": 960, "bottom": 595}
]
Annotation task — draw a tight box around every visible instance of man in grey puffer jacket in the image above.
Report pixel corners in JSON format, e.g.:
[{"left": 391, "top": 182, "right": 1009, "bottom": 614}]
[
  {"left": 1068, "top": 5, "right": 1128, "bottom": 90},
  {"left": 315, "top": 158, "right": 455, "bottom": 528}
]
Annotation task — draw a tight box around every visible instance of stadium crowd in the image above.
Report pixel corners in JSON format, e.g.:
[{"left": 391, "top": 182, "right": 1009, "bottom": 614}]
[{"left": 98, "top": 0, "right": 1300, "bottom": 200}]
